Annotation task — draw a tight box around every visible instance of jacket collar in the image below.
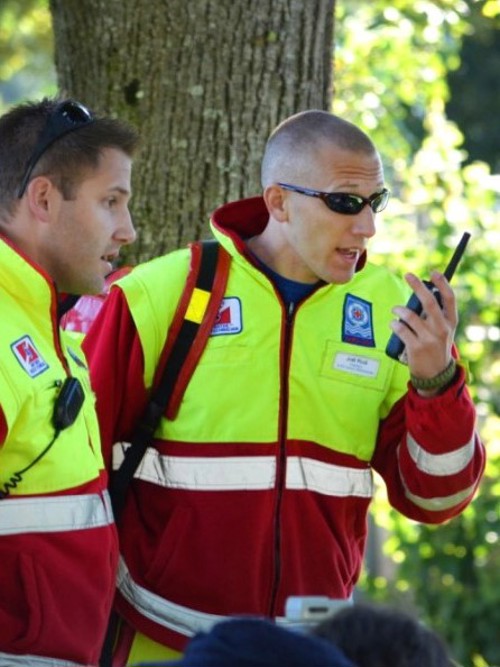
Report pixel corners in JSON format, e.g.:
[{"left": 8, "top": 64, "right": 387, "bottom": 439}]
[
  {"left": 0, "top": 234, "right": 59, "bottom": 321},
  {"left": 210, "top": 196, "right": 367, "bottom": 272}
]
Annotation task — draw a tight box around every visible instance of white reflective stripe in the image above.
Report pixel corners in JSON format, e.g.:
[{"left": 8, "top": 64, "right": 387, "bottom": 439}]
[
  {"left": 0, "top": 652, "right": 89, "bottom": 666},
  {"left": 118, "top": 557, "right": 350, "bottom": 638},
  {"left": 112, "top": 441, "right": 131, "bottom": 469},
  {"left": 404, "top": 483, "right": 477, "bottom": 511},
  {"left": 0, "top": 491, "right": 114, "bottom": 536},
  {"left": 132, "top": 447, "right": 277, "bottom": 490},
  {"left": 114, "top": 443, "right": 276, "bottom": 490},
  {"left": 407, "top": 433, "right": 476, "bottom": 476},
  {"left": 117, "top": 557, "right": 226, "bottom": 637},
  {"left": 286, "top": 457, "right": 373, "bottom": 498},
  {"left": 115, "top": 444, "right": 373, "bottom": 498}
]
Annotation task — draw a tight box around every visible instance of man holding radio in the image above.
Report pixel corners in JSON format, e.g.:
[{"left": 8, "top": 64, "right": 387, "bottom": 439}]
[
  {"left": 84, "top": 109, "right": 485, "bottom": 665},
  {"left": 0, "top": 97, "right": 138, "bottom": 666}
]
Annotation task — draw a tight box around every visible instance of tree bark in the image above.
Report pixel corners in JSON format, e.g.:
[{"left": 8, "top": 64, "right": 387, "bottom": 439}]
[{"left": 50, "top": 0, "right": 335, "bottom": 262}]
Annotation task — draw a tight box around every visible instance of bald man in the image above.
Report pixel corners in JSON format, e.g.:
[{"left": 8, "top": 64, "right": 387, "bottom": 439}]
[{"left": 83, "top": 110, "right": 484, "bottom": 666}]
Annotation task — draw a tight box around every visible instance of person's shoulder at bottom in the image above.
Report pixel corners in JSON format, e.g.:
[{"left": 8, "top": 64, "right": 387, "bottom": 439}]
[{"left": 130, "top": 617, "right": 354, "bottom": 667}]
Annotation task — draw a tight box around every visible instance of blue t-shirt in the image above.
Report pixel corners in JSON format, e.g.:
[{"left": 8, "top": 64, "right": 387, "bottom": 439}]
[{"left": 250, "top": 251, "right": 320, "bottom": 309}]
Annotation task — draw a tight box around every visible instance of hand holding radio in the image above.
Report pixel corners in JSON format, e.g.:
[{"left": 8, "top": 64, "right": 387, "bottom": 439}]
[{"left": 385, "top": 233, "right": 470, "bottom": 374}]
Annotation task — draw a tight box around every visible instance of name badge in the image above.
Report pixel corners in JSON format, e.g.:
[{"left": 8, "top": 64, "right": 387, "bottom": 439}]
[{"left": 333, "top": 353, "right": 380, "bottom": 379}]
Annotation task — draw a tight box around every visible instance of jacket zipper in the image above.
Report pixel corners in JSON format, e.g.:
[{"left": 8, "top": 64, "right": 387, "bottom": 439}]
[
  {"left": 50, "top": 281, "right": 72, "bottom": 376},
  {"left": 268, "top": 300, "right": 296, "bottom": 617}
]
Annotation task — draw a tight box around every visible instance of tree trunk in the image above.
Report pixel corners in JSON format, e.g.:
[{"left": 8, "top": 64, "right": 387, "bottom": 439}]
[{"left": 49, "top": 0, "right": 335, "bottom": 262}]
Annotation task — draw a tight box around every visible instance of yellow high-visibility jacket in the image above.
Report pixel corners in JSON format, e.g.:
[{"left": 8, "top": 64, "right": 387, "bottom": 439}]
[
  {"left": 0, "top": 236, "right": 118, "bottom": 666},
  {"left": 84, "top": 197, "right": 484, "bottom": 656}
]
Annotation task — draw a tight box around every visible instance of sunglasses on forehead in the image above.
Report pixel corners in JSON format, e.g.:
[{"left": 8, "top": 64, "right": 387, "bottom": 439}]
[
  {"left": 17, "top": 100, "right": 94, "bottom": 198},
  {"left": 277, "top": 182, "right": 390, "bottom": 215}
]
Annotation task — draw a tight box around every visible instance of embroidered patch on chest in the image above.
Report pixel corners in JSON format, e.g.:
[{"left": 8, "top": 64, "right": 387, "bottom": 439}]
[
  {"left": 211, "top": 297, "right": 243, "bottom": 336},
  {"left": 342, "top": 294, "right": 375, "bottom": 347},
  {"left": 11, "top": 335, "right": 49, "bottom": 377}
]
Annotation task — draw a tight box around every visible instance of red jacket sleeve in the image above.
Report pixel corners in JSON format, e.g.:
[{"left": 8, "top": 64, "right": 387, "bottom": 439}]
[
  {"left": 82, "top": 286, "right": 149, "bottom": 471},
  {"left": 0, "top": 405, "right": 7, "bottom": 446},
  {"left": 372, "top": 366, "right": 486, "bottom": 524}
]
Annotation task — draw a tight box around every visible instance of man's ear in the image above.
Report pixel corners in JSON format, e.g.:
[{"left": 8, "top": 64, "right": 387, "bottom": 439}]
[
  {"left": 263, "top": 184, "right": 289, "bottom": 223},
  {"left": 26, "top": 176, "right": 58, "bottom": 223}
]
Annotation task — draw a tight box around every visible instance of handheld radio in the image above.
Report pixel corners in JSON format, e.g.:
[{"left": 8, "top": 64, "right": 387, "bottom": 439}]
[{"left": 385, "top": 232, "right": 471, "bottom": 363}]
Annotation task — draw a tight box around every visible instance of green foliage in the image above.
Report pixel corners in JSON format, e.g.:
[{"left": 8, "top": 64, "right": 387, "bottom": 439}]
[
  {"left": 0, "top": 0, "right": 56, "bottom": 111},
  {"left": 363, "top": 445, "right": 500, "bottom": 667},
  {"left": 335, "top": 2, "right": 500, "bottom": 666},
  {"left": 334, "top": 0, "right": 471, "bottom": 174},
  {"left": 446, "top": 1, "right": 500, "bottom": 173}
]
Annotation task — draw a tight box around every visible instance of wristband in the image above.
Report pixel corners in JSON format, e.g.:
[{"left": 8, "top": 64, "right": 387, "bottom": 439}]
[{"left": 410, "top": 358, "right": 457, "bottom": 391}]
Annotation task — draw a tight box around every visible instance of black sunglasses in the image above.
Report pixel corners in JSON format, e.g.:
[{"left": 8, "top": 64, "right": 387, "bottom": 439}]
[
  {"left": 277, "top": 182, "right": 390, "bottom": 215},
  {"left": 17, "top": 100, "right": 94, "bottom": 198}
]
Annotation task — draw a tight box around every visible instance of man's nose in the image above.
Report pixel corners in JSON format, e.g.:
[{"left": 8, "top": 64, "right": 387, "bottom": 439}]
[
  {"left": 352, "top": 206, "right": 376, "bottom": 238},
  {"left": 116, "top": 209, "right": 137, "bottom": 246}
]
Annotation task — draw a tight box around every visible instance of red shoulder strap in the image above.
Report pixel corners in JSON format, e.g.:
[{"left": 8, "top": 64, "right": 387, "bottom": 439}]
[
  {"left": 152, "top": 239, "right": 231, "bottom": 420},
  {"left": 108, "top": 241, "right": 230, "bottom": 524}
]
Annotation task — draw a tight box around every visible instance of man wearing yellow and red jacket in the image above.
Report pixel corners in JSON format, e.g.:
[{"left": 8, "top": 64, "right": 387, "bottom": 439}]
[
  {"left": 84, "top": 110, "right": 485, "bottom": 666},
  {"left": 0, "top": 97, "right": 138, "bottom": 666}
]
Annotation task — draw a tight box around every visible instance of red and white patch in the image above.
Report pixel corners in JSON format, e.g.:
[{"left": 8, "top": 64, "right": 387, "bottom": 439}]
[
  {"left": 11, "top": 335, "right": 49, "bottom": 377},
  {"left": 211, "top": 297, "right": 243, "bottom": 336}
]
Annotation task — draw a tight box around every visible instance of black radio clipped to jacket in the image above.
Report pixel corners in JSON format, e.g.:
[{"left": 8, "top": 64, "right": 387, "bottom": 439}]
[{"left": 53, "top": 377, "right": 85, "bottom": 431}]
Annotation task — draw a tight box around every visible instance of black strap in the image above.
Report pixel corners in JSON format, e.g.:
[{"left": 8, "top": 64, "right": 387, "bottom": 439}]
[
  {"left": 100, "top": 240, "right": 222, "bottom": 667},
  {"left": 98, "top": 609, "right": 119, "bottom": 667},
  {"left": 109, "top": 239, "right": 221, "bottom": 521}
]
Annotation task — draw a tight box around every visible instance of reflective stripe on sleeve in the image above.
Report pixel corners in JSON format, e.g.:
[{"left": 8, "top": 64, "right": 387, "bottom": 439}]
[
  {"left": 114, "top": 443, "right": 373, "bottom": 498},
  {"left": 406, "top": 433, "right": 476, "bottom": 476},
  {"left": 403, "top": 483, "right": 477, "bottom": 511},
  {"left": 0, "top": 652, "right": 89, "bottom": 666},
  {"left": 0, "top": 490, "right": 114, "bottom": 536}
]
